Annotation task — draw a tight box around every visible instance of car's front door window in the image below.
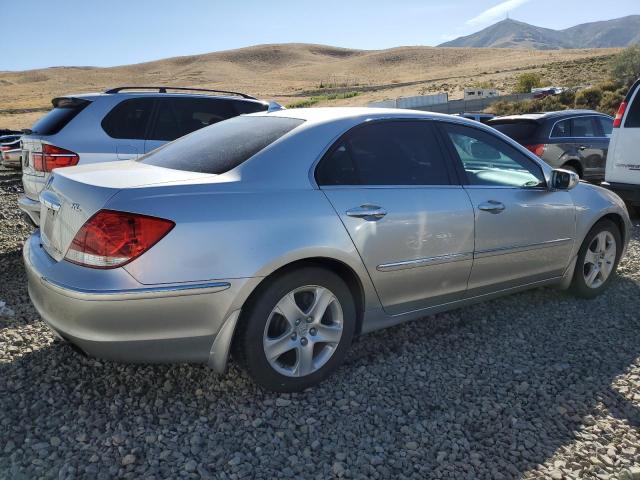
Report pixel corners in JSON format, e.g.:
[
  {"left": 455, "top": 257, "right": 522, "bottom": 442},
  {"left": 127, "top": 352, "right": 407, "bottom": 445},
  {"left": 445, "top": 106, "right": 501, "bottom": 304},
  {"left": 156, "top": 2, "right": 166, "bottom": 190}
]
[{"left": 441, "top": 123, "right": 545, "bottom": 188}]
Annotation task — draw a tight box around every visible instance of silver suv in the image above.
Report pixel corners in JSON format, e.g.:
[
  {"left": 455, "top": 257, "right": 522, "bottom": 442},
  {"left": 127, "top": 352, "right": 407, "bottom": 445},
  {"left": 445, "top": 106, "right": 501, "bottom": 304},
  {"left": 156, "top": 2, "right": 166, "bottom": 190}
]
[{"left": 19, "top": 86, "right": 269, "bottom": 225}]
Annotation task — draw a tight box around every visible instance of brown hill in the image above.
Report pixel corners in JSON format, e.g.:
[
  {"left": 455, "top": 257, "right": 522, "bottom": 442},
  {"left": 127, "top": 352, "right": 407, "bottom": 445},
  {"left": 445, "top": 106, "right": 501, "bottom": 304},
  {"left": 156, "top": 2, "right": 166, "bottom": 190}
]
[{"left": 0, "top": 43, "right": 618, "bottom": 129}]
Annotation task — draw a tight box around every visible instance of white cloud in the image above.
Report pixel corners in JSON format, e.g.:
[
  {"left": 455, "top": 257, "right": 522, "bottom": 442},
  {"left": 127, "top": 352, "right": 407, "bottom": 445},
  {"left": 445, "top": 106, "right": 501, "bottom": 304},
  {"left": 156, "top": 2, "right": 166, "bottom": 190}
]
[{"left": 466, "top": 0, "right": 531, "bottom": 26}]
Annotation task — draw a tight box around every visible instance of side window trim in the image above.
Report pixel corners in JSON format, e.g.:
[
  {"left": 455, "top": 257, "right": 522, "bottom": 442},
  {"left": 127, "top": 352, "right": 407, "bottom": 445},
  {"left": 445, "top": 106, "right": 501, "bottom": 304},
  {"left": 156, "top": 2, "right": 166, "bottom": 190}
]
[
  {"left": 549, "top": 115, "right": 611, "bottom": 140},
  {"left": 314, "top": 119, "right": 456, "bottom": 188},
  {"left": 432, "top": 120, "right": 467, "bottom": 186},
  {"left": 143, "top": 98, "right": 161, "bottom": 141},
  {"left": 436, "top": 120, "right": 547, "bottom": 189}
]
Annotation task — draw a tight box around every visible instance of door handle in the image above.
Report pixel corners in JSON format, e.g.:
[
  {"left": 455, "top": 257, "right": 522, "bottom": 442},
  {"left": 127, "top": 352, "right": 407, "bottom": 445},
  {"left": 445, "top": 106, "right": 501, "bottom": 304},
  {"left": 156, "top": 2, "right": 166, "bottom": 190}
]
[
  {"left": 346, "top": 204, "right": 387, "bottom": 220},
  {"left": 578, "top": 145, "right": 588, "bottom": 150},
  {"left": 478, "top": 200, "right": 505, "bottom": 214}
]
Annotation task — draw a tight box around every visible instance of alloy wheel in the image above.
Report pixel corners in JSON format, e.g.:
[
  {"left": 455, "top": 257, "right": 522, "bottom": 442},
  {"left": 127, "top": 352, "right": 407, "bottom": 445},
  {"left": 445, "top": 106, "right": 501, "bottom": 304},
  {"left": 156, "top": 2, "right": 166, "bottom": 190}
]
[
  {"left": 583, "top": 231, "right": 616, "bottom": 289},
  {"left": 263, "top": 285, "right": 344, "bottom": 377}
]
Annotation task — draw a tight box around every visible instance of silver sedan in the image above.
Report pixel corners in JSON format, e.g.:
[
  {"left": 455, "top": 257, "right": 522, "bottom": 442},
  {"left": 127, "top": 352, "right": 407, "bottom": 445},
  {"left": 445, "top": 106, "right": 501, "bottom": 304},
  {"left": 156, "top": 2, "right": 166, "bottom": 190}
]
[{"left": 24, "top": 108, "right": 631, "bottom": 392}]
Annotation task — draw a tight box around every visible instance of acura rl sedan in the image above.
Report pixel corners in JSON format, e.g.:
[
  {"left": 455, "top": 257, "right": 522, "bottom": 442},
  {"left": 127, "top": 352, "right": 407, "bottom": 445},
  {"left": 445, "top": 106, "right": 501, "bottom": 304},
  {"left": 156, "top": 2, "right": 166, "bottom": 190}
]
[{"left": 24, "top": 108, "right": 631, "bottom": 392}]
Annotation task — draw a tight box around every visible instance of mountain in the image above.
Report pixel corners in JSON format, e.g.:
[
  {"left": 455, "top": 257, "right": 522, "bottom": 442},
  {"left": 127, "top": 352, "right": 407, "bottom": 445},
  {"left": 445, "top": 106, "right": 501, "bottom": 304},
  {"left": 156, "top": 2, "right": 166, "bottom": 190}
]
[
  {"left": 0, "top": 43, "right": 616, "bottom": 129},
  {"left": 439, "top": 15, "right": 640, "bottom": 50}
]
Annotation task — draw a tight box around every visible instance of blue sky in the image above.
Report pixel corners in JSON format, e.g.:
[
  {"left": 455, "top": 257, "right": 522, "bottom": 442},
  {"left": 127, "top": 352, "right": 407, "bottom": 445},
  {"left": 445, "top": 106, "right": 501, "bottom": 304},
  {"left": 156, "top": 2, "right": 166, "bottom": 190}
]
[{"left": 2, "top": 0, "right": 638, "bottom": 71}]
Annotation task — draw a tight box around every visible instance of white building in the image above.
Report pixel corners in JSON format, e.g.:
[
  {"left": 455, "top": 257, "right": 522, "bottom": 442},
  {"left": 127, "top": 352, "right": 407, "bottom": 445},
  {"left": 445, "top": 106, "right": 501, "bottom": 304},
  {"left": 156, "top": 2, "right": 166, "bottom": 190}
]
[{"left": 464, "top": 88, "right": 499, "bottom": 100}]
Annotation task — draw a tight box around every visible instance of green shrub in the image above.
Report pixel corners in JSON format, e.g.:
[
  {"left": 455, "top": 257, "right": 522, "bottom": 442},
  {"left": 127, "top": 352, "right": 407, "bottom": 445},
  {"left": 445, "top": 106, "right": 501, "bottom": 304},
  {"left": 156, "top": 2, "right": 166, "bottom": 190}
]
[
  {"left": 557, "top": 90, "right": 576, "bottom": 107},
  {"left": 513, "top": 73, "right": 543, "bottom": 93},
  {"left": 611, "top": 45, "right": 640, "bottom": 87},
  {"left": 287, "top": 91, "right": 360, "bottom": 109},
  {"left": 599, "top": 90, "right": 625, "bottom": 116},
  {"left": 575, "top": 87, "right": 603, "bottom": 110}
]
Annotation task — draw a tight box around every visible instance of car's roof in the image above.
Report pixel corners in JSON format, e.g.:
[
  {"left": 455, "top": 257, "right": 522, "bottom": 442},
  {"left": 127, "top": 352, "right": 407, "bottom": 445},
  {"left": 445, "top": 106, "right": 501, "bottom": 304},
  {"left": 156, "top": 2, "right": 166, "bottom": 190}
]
[
  {"left": 62, "top": 92, "right": 267, "bottom": 103},
  {"left": 490, "top": 109, "right": 606, "bottom": 123},
  {"left": 255, "top": 106, "right": 464, "bottom": 125}
]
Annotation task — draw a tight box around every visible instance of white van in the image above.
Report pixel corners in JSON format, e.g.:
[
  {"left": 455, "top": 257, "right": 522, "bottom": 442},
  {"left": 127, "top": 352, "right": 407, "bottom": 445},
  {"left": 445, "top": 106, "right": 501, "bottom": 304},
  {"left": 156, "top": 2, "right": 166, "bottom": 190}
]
[{"left": 604, "top": 79, "right": 640, "bottom": 212}]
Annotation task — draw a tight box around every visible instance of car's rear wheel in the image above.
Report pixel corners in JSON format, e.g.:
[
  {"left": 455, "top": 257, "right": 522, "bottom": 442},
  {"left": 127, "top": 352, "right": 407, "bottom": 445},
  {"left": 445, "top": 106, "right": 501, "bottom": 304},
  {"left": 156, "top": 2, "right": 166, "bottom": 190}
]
[
  {"left": 234, "top": 267, "right": 356, "bottom": 392},
  {"left": 561, "top": 163, "right": 581, "bottom": 177},
  {"left": 570, "top": 219, "right": 621, "bottom": 298}
]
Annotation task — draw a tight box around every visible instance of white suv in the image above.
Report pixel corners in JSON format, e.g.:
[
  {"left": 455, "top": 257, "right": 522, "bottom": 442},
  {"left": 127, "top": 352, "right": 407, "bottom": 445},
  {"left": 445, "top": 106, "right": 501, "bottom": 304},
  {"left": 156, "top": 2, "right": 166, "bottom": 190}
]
[
  {"left": 19, "top": 86, "right": 270, "bottom": 225},
  {"left": 604, "top": 79, "right": 640, "bottom": 212}
]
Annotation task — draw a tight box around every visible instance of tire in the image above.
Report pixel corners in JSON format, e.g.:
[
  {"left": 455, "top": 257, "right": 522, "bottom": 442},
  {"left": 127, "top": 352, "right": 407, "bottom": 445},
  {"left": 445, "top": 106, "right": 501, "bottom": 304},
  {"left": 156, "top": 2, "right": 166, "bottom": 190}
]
[
  {"left": 233, "top": 267, "right": 356, "bottom": 392},
  {"left": 570, "top": 219, "right": 622, "bottom": 299},
  {"left": 561, "top": 163, "right": 581, "bottom": 178},
  {"left": 624, "top": 201, "right": 639, "bottom": 219}
]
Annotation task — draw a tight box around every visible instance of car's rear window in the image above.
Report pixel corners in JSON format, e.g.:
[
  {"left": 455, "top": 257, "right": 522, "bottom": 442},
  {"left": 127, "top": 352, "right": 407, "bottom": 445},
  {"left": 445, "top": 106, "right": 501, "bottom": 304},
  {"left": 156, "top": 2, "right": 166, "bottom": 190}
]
[
  {"left": 139, "top": 115, "right": 304, "bottom": 174},
  {"left": 626, "top": 88, "right": 640, "bottom": 128},
  {"left": 488, "top": 121, "right": 540, "bottom": 143},
  {"left": 30, "top": 97, "right": 90, "bottom": 135}
]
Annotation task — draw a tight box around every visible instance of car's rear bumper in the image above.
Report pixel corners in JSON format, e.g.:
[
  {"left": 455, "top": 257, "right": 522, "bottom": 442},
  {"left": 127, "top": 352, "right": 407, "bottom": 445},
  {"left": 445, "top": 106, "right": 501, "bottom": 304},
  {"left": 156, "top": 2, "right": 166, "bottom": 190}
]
[
  {"left": 24, "top": 231, "right": 254, "bottom": 369},
  {"left": 18, "top": 195, "right": 41, "bottom": 226},
  {"left": 602, "top": 181, "right": 640, "bottom": 207}
]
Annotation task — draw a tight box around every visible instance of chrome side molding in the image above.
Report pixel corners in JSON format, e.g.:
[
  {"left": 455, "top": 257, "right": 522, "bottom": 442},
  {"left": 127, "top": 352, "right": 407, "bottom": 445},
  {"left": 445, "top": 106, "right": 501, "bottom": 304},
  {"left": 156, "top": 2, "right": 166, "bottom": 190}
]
[{"left": 377, "top": 252, "right": 473, "bottom": 272}]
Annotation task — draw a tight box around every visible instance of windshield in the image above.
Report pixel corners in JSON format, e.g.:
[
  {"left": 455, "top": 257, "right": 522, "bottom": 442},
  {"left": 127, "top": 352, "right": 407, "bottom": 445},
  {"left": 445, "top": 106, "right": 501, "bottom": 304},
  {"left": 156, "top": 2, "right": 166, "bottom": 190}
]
[{"left": 139, "top": 115, "right": 304, "bottom": 174}]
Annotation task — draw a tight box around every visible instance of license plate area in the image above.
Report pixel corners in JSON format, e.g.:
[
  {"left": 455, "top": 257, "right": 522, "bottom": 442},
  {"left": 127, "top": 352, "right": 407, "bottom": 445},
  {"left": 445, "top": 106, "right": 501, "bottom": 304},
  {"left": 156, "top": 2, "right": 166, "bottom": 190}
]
[{"left": 41, "top": 207, "right": 62, "bottom": 258}]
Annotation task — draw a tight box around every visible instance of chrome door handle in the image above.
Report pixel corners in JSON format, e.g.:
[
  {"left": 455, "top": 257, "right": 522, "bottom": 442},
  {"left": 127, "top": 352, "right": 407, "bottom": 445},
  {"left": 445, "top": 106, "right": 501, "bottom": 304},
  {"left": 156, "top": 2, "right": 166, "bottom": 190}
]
[
  {"left": 579, "top": 145, "right": 587, "bottom": 150},
  {"left": 346, "top": 204, "right": 387, "bottom": 220},
  {"left": 478, "top": 200, "right": 505, "bottom": 214}
]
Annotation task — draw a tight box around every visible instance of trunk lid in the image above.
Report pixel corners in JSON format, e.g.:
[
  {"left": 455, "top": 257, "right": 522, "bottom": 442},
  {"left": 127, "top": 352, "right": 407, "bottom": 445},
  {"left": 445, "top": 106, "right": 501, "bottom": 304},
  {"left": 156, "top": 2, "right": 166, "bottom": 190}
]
[{"left": 39, "top": 161, "right": 213, "bottom": 262}]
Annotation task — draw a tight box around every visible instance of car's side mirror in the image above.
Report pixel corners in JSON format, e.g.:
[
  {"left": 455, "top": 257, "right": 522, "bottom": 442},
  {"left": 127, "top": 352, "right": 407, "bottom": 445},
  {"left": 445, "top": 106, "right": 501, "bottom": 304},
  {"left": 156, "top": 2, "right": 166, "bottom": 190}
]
[{"left": 550, "top": 169, "right": 579, "bottom": 191}]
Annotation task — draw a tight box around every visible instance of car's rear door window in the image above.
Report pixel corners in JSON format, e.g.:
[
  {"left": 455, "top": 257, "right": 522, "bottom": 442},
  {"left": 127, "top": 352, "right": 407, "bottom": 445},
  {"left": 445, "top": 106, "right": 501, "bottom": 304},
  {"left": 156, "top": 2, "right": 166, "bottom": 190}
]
[
  {"left": 139, "top": 115, "right": 303, "bottom": 174},
  {"left": 625, "top": 91, "right": 640, "bottom": 128},
  {"left": 550, "top": 119, "right": 571, "bottom": 138},
  {"left": 101, "top": 98, "right": 155, "bottom": 139},
  {"left": 148, "top": 97, "right": 239, "bottom": 141},
  {"left": 316, "top": 121, "right": 451, "bottom": 186},
  {"left": 570, "top": 116, "right": 597, "bottom": 138},
  {"left": 30, "top": 97, "right": 90, "bottom": 135},
  {"left": 440, "top": 122, "right": 545, "bottom": 188}
]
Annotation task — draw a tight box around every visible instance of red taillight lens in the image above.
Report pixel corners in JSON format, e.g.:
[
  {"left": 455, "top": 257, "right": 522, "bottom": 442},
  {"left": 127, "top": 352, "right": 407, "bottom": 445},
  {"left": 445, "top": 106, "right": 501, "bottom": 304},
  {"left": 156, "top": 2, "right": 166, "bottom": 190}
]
[
  {"left": 525, "top": 144, "right": 546, "bottom": 157},
  {"left": 33, "top": 144, "right": 79, "bottom": 172},
  {"left": 64, "top": 210, "right": 175, "bottom": 269},
  {"left": 613, "top": 101, "right": 627, "bottom": 128}
]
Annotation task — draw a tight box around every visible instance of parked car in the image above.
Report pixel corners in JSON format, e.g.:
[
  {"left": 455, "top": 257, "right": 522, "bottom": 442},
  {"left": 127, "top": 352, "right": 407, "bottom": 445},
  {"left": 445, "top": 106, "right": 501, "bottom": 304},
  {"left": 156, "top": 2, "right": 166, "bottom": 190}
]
[
  {"left": 604, "top": 79, "right": 640, "bottom": 213},
  {"left": 453, "top": 112, "right": 495, "bottom": 123},
  {"left": 487, "top": 110, "right": 613, "bottom": 182},
  {"left": 1, "top": 135, "right": 22, "bottom": 170},
  {"left": 24, "top": 108, "right": 630, "bottom": 392},
  {"left": 18, "top": 86, "right": 270, "bottom": 225}
]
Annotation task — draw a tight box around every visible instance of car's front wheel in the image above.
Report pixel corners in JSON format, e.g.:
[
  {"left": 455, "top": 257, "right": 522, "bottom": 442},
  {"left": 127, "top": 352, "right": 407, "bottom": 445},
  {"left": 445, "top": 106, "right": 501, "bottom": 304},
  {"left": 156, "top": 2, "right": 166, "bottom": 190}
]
[
  {"left": 234, "top": 267, "right": 356, "bottom": 392},
  {"left": 570, "top": 219, "right": 622, "bottom": 298}
]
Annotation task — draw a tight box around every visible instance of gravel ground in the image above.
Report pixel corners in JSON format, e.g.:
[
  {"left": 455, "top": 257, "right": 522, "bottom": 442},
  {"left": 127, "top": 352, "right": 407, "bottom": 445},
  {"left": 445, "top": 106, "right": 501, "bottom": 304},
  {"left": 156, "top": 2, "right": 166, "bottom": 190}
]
[{"left": 1, "top": 165, "right": 639, "bottom": 479}]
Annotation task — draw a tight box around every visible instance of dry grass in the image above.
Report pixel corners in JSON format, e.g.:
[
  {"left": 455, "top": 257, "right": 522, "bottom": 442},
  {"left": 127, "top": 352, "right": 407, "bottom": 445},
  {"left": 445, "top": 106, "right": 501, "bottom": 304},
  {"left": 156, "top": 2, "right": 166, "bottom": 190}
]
[{"left": 0, "top": 43, "right": 618, "bottom": 129}]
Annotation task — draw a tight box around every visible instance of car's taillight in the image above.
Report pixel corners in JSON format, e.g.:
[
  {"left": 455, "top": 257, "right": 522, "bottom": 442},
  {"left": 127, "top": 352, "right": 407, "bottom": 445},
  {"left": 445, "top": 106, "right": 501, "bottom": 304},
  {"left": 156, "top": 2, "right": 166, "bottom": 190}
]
[
  {"left": 0, "top": 145, "right": 9, "bottom": 152},
  {"left": 525, "top": 144, "right": 546, "bottom": 157},
  {"left": 64, "top": 210, "right": 175, "bottom": 269},
  {"left": 32, "top": 144, "right": 79, "bottom": 172},
  {"left": 613, "top": 101, "right": 627, "bottom": 128}
]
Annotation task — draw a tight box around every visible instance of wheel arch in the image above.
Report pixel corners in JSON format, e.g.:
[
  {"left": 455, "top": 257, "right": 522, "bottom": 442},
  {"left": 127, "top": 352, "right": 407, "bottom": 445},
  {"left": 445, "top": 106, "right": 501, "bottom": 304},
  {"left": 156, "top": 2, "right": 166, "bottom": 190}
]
[
  {"left": 598, "top": 212, "right": 627, "bottom": 246},
  {"left": 561, "top": 158, "right": 583, "bottom": 178},
  {"left": 238, "top": 257, "right": 368, "bottom": 338}
]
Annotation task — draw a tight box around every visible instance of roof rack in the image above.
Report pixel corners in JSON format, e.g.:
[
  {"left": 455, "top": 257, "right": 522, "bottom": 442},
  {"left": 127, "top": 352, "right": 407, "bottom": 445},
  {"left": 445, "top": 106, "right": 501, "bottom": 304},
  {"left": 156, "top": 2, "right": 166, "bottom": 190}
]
[{"left": 104, "top": 86, "right": 257, "bottom": 100}]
